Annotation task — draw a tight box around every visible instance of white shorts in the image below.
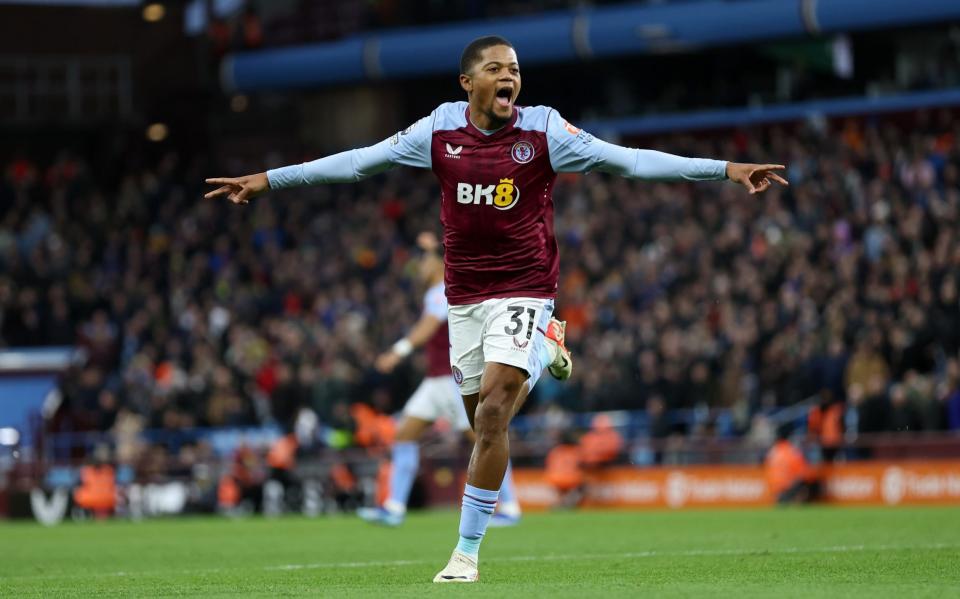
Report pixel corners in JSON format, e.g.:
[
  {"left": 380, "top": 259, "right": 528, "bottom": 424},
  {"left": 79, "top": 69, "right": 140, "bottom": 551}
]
[
  {"left": 402, "top": 375, "right": 471, "bottom": 431},
  {"left": 448, "top": 296, "right": 555, "bottom": 395}
]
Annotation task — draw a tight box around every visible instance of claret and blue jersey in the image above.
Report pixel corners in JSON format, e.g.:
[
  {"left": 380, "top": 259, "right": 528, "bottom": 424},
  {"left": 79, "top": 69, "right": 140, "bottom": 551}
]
[{"left": 267, "top": 102, "right": 727, "bottom": 306}]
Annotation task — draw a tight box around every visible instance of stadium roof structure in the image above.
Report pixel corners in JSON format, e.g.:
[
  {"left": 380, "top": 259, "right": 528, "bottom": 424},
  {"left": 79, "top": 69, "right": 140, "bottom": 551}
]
[
  {"left": 222, "top": 0, "right": 960, "bottom": 93},
  {"left": 580, "top": 87, "right": 960, "bottom": 138}
]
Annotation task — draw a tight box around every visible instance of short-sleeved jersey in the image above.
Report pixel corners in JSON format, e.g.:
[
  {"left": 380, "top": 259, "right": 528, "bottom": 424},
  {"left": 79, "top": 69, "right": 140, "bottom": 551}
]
[
  {"left": 387, "top": 102, "right": 587, "bottom": 305},
  {"left": 422, "top": 282, "right": 451, "bottom": 377}
]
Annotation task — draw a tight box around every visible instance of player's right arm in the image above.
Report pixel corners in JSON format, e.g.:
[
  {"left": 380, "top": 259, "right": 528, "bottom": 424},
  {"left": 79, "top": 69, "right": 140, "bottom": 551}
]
[{"left": 205, "top": 112, "right": 436, "bottom": 204}]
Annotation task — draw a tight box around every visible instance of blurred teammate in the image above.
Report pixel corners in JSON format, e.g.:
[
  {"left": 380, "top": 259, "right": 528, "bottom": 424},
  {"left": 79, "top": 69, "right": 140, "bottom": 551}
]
[
  {"left": 357, "top": 231, "right": 522, "bottom": 527},
  {"left": 206, "top": 35, "right": 786, "bottom": 583}
]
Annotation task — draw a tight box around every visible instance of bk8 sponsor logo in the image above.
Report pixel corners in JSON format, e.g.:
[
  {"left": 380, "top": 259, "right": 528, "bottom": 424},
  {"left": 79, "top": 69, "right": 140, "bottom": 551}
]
[{"left": 456, "top": 178, "right": 519, "bottom": 210}]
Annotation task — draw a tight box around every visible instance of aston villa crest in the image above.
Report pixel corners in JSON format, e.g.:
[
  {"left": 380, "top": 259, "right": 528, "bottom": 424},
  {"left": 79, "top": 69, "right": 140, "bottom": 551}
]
[{"left": 511, "top": 141, "right": 535, "bottom": 164}]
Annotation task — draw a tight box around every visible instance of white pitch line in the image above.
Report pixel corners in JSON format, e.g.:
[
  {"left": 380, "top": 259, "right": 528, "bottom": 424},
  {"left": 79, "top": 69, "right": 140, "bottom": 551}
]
[
  {"left": 263, "top": 542, "right": 958, "bottom": 572},
  {"left": 269, "top": 559, "right": 423, "bottom": 571}
]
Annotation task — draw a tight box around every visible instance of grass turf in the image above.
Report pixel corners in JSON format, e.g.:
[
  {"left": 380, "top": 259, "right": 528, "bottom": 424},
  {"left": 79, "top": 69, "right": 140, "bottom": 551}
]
[{"left": 1, "top": 506, "right": 958, "bottom": 598}]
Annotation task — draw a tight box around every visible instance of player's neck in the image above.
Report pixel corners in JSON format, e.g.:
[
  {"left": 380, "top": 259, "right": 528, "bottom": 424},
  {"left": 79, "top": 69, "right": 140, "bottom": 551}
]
[{"left": 468, "top": 105, "right": 509, "bottom": 133}]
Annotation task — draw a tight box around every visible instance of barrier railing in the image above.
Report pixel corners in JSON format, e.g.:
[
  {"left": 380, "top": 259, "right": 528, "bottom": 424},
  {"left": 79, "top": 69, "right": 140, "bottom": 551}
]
[
  {"left": 3, "top": 430, "right": 959, "bottom": 521},
  {"left": 29, "top": 401, "right": 810, "bottom": 465}
]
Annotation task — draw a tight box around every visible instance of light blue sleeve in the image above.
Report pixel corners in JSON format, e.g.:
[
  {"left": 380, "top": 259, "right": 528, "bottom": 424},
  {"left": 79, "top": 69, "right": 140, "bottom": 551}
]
[
  {"left": 423, "top": 284, "right": 448, "bottom": 321},
  {"left": 545, "top": 110, "right": 727, "bottom": 181},
  {"left": 267, "top": 112, "right": 435, "bottom": 189}
]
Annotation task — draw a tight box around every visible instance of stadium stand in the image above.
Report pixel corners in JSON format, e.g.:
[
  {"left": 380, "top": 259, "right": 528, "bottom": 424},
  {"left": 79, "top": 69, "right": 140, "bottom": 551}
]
[{"left": 2, "top": 109, "right": 959, "bottom": 464}]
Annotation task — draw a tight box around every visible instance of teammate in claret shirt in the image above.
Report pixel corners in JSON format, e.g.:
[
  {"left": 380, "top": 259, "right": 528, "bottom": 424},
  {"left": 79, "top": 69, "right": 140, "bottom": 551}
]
[
  {"left": 357, "top": 231, "right": 522, "bottom": 528},
  {"left": 205, "top": 35, "right": 787, "bottom": 583}
]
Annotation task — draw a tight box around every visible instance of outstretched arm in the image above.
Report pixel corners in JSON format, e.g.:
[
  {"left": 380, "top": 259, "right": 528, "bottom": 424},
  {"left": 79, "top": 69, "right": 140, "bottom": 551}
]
[
  {"left": 599, "top": 144, "right": 788, "bottom": 194},
  {"left": 205, "top": 113, "right": 435, "bottom": 204},
  {"left": 546, "top": 112, "right": 787, "bottom": 193}
]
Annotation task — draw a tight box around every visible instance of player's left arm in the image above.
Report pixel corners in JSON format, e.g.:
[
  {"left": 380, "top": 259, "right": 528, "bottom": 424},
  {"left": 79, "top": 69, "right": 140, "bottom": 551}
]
[{"left": 545, "top": 111, "right": 788, "bottom": 194}]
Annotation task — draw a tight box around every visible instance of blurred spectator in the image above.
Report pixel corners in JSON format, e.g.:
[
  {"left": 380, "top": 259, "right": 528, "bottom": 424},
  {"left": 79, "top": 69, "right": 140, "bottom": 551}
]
[
  {"left": 331, "top": 462, "right": 361, "bottom": 512},
  {"left": 545, "top": 432, "right": 584, "bottom": 509},
  {"left": 764, "top": 427, "right": 817, "bottom": 505},
  {"left": 806, "top": 389, "right": 843, "bottom": 462},
  {"left": 579, "top": 414, "right": 624, "bottom": 468},
  {"left": 217, "top": 446, "right": 264, "bottom": 513},
  {"left": 889, "top": 383, "right": 923, "bottom": 432},
  {"left": 73, "top": 446, "right": 116, "bottom": 518},
  {"left": 266, "top": 432, "right": 299, "bottom": 498},
  {"left": 845, "top": 333, "right": 889, "bottom": 394},
  {"left": 266, "top": 433, "right": 297, "bottom": 474}
]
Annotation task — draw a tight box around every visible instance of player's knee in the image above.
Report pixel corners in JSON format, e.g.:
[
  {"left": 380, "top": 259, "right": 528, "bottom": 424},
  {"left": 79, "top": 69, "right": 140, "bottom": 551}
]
[{"left": 474, "top": 396, "right": 511, "bottom": 438}]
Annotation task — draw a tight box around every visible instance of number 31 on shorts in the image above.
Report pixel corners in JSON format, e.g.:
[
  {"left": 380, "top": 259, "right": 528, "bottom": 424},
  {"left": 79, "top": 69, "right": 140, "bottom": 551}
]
[{"left": 504, "top": 305, "right": 537, "bottom": 340}]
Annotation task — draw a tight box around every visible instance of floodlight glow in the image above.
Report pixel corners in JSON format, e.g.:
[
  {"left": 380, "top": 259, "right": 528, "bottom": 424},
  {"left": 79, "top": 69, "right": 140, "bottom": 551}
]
[
  {"left": 143, "top": 3, "right": 165, "bottom": 22},
  {"left": 146, "top": 123, "right": 169, "bottom": 142},
  {"left": 0, "top": 427, "right": 20, "bottom": 446}
]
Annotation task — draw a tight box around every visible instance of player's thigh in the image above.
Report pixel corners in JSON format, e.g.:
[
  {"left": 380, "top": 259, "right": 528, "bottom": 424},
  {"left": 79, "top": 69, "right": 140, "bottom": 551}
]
[
  {"left": 395, "top": 416, "right": 433, "bottom": 442},
  {"left": 481, "top": 297, "right": 554, "bottom": 389},
  {"left": 448, "top": 303, "right": 486, "bottom": 395},
  {"left": 479, "top": 361, "right": 529, "bottom": 403},
  {"left": 402, "top": 378, "right": 444, "bottom": 423},
  {"left": 434, "top": 375, "right": 472, "bottom": 433}
]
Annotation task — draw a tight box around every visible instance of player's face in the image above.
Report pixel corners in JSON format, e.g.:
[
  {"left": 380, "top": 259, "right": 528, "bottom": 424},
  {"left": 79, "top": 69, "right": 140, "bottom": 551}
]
[{"left": 460, "top": 45, "right": 521, "bottom": 127}]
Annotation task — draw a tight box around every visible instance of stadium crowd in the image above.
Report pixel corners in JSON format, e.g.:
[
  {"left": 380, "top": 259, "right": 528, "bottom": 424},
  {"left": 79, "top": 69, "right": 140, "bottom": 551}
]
[{"left": 2, "top": 111, "right": 960, "bottom": 456}]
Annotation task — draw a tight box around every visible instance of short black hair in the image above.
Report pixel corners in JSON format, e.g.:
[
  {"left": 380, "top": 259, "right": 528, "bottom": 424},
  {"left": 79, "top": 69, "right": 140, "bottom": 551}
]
[{"left": 460, "top": 35, "right": 514, "bottom": 75}]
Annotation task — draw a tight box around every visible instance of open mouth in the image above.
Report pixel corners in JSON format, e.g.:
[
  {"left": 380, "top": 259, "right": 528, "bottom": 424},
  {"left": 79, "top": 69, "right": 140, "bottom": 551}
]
[{"left": 495, "top": 87, "right": 513, "bottom": 108}]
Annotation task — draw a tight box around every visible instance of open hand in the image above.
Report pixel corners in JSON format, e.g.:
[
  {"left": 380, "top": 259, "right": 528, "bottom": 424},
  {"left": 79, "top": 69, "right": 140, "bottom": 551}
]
[
  {"left": 375, "top": 351, "right": 402, "bottom": 374},
  {"left": 204, "top": 172, "right": 270, "bottom": 205},
  {"left": 726, "top": 163, "right": 789, "bottom": 195}
]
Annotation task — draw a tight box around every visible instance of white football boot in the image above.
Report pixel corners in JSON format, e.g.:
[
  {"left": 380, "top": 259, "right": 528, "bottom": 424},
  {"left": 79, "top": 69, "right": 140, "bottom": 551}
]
[
  {"left": 356, "top": 506, "right": 404, "bottom": 527},
  {"left": 488, "top": 500, "right": 522, "bottom": 527},
  {"left": 432, "top": 550, "right": 479, "bottom": 583},
  {"left": 545, "top": 317, "right": 573, "bottom": 380},
  {"left": 488, "top": 512, "right": 521, "bottom": 527}
]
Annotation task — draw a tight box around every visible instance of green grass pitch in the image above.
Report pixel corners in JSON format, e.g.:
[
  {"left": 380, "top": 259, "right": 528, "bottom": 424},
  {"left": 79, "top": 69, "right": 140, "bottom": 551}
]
[{"left": 2, "top": 506, "right": 958, "bottom": 597}]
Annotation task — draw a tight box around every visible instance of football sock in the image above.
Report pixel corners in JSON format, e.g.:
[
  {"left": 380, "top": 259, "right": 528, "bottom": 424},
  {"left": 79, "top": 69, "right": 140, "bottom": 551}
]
[
  {"left": 456, "top": 484, "right": 499, "bottom": 558},
  {"left": 498, "top": 461, "right": 522, "bottom": 517},
  {"left": 384, "top": 441, "right": 419, "bottom": 514}
]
